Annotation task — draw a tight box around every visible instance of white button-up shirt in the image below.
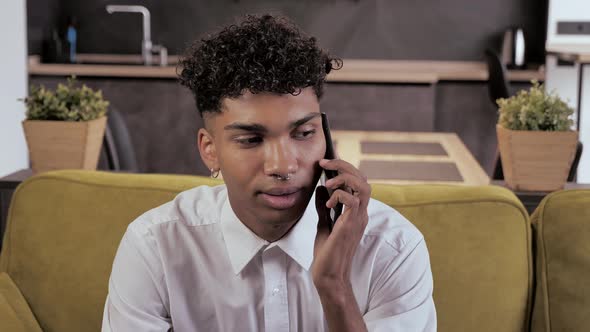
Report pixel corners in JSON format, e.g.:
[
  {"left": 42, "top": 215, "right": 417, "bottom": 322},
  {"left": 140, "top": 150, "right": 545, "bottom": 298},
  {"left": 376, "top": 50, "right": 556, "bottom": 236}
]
[{"left": 102, "top": 184, "right": 436, "bottom": 331}]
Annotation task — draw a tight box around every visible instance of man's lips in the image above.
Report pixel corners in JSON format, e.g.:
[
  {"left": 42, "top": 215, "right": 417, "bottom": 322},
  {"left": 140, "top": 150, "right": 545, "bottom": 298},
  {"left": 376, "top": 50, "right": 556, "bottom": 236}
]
[{"left": 258, "top": 187, "right": 302, "bottom": 209}]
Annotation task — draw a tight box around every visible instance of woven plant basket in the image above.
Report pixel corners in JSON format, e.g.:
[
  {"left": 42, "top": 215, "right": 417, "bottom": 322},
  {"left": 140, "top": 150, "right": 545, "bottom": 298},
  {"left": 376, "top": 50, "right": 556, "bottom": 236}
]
[
  {"left": 496, "top": 124, "right": 578, "bottom": 191},
  {"left": 22, "top": 116, "right": 107, "bottom": 173}
]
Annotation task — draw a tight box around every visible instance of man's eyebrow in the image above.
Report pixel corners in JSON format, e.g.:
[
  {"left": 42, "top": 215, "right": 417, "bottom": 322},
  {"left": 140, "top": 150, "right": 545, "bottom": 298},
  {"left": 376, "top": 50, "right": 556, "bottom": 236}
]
[
  {"left": 223, "top": 122, "right": 267, "bottom": 133},
  {"left": 223, "top": 113, "right": 321, "bottom": 132},
  {"left": 289, "top": 113, "right": 321, "bottom": 128}
]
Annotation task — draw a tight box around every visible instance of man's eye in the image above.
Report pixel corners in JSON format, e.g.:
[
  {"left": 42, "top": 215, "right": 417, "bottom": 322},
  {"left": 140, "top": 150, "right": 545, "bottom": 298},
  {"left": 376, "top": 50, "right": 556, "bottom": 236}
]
[
  {"left": 235, "top": 136, "right": 262, "bottom": 147},
  {"left": 294, "top": 130, "right": 316, "bottom": 140}
]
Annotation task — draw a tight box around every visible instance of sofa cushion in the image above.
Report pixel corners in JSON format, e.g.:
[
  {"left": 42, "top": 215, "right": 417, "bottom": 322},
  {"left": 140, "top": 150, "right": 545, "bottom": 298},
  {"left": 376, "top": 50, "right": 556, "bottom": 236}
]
[
  {"left": 531, "top": 189, "right": 590, "bottom": 332},
  {"left": 0, "top": 272, "right": 42, "bottom": 332},
  {"left": 0, "top": 170, "right": 221, "bottom": 332},
  {"left": 372, "top": 184, "right": 532, "bottom": 332}
]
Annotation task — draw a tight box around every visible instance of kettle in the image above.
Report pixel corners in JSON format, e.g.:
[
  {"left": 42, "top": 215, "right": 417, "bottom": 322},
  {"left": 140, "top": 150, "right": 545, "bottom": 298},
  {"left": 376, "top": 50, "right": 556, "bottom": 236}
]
[{"left": 501, "top": 27, "right": 526, "bottom": 69}]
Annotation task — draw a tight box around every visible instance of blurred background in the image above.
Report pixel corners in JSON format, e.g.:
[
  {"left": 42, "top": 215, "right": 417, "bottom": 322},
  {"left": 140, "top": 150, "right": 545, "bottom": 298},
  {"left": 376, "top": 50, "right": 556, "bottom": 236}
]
[{"left": 2, "top": 0, "right": 589, "bottom": 184}]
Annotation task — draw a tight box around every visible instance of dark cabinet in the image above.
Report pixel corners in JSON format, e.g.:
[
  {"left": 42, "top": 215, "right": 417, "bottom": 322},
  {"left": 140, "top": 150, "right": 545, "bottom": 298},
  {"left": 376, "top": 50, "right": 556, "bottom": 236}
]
[{"left": 321, "top": 83, "right": 436, "bottom": 132}]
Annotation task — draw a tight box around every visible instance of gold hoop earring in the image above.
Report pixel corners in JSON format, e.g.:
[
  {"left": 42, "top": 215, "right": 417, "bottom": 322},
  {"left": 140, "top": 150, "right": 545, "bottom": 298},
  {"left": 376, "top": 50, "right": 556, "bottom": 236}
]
[{"left": 210, "top": 168, "right": 220, "bottom": 179}]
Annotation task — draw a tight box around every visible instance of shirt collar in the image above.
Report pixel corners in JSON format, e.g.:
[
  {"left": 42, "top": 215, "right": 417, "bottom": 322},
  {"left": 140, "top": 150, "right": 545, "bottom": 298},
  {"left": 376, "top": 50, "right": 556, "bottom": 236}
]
[
  {"left": 220, "top": 194, "right": 269, "bottom": 275},
  {"left": 273, "top": 192, "right": 318, "bottom": 271},
  {"left": 220, "top": 188, "right": 318, "bottom": 275}
]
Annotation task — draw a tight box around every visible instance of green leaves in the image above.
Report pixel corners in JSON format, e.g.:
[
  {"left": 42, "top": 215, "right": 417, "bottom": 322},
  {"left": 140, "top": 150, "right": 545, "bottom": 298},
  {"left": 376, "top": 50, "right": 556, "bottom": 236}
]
[
  {"left": 497, "top": 80, "right": 574, "bottom": 131},
  {"left": 23, "top": 77, "right": 109, "bottom": 121}
]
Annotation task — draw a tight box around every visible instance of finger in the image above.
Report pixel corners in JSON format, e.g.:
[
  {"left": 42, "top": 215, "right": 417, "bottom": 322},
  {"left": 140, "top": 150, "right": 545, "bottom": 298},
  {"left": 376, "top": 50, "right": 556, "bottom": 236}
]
[
  {"left": 325, "top": 173, "right": 369, "bottom": 197},
  {"left": 325, "top": 173, "right": 371, "bottom": 210},
  {"left": 326, "top": 188, "right": 361, "bottom": 211},
  {"left": 320, "top": 159, "right": 368, "bottom": 181}
]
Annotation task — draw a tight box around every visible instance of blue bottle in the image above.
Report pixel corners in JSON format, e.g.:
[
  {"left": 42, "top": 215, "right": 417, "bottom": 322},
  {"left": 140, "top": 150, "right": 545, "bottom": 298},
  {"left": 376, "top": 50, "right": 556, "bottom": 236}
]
[{"left": 66, "top": 17, "right": 77, "bottom": 63}]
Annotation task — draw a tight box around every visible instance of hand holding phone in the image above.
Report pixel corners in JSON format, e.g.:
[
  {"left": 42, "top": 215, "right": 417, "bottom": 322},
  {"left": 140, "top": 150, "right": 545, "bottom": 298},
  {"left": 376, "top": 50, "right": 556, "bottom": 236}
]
[
  {"left": 312, "top": 114, "right": 371, "bottom": 325},
  {"left": 320, "top": 112, "right": 343, "bottom": 228}
]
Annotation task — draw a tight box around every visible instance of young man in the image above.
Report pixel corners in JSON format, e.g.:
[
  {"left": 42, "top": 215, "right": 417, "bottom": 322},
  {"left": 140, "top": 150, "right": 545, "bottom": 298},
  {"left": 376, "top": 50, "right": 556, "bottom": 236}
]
[{"left": 102, "top": 14, "right": 436, "bottom": 331}]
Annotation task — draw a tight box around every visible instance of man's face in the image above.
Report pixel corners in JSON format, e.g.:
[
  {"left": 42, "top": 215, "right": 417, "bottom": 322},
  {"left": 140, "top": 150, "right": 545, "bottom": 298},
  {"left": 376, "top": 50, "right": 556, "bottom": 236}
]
[{"left": 199, "top": 87, "right": 326, "bottom": 238}]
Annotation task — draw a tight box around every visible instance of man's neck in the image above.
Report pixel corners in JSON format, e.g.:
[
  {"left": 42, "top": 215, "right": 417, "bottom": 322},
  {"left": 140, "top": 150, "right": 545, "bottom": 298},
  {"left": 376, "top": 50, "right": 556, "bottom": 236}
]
[
  {"left": 225, "top": 190, "right": 309, "bottom": 242},
  {"left": 243, "top": 216, "right": 300, "bottom": 242}
]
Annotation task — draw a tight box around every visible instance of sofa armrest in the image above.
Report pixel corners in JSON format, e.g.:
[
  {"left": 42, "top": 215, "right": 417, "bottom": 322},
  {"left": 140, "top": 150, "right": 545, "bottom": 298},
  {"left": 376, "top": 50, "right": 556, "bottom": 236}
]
[{"left": 0, "top": 272, "right": 42, "bottom": 332}]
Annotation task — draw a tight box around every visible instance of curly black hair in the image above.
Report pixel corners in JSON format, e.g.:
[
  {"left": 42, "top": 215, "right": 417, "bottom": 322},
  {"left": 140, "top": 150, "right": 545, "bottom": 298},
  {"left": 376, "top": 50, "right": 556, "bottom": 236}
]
[{"left": 178, "top": 14, "right": 342, "bottom": 116}]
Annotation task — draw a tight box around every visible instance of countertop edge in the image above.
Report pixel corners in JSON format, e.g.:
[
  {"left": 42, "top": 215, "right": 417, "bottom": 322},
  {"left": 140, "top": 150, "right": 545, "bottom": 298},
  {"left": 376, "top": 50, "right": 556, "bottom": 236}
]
[{"left": 28, "top": 55, "right": 545, "bottom": 83}]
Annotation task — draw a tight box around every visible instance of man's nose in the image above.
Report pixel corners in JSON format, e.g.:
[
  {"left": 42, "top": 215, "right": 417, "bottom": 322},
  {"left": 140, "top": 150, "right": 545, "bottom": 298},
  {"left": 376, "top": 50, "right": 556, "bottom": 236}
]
[{"left": 263, "top": 139, "right": 298, "bottom": 176}]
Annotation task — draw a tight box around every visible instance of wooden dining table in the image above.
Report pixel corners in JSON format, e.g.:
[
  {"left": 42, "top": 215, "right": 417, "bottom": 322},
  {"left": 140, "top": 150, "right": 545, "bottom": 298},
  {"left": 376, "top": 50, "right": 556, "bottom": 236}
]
[{"left": 330, "top": 130, "right": 490, "bottom": 186}]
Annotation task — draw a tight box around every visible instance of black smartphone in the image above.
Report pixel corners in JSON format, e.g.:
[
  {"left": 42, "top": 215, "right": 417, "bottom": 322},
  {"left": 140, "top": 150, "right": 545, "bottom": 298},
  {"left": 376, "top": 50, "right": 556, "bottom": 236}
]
[{"left": 320, "top": 112, "right": 343, "bottom": 227}]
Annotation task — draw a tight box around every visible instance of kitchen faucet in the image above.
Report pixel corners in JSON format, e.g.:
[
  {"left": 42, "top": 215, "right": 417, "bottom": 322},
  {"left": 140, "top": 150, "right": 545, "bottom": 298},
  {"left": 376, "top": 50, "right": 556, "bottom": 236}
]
[{"left": 106, "top": 5, "right": 168, "bottom": 66}]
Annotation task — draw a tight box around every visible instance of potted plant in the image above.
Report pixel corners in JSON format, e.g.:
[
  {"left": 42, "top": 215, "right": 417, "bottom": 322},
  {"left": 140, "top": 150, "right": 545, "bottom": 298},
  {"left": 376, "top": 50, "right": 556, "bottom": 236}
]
[
  {"left": 21, "top": 77, "right": 109, "bottom": 173},
  {"left": 496, "top": 80, "right": 578, "bottom": 191}
]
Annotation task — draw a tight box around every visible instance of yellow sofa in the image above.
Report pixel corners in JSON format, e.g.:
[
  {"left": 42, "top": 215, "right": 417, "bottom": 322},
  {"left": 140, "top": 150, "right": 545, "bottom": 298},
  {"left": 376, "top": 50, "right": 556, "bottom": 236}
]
[
  {"left": 530, "top": 189, "right": 590, "bottom": 332},
  {"left": 0, "top": 170, "right": 584, "bottom": 332}
]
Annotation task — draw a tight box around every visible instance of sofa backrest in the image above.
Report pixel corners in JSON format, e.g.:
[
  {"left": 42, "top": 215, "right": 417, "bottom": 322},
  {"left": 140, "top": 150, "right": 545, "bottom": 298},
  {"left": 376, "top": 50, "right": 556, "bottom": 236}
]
[
  {"left": 531, "top": 189, "right": 590, "bottom": 332},
  {"left": 0, "top": 170, "right": 221, "bottom": 332},
  {"left": 372, "top": 183, "right": 532, "bottom": 332},
  {"left": 0, "top": 170, "right": 533, "bottom": 332}
]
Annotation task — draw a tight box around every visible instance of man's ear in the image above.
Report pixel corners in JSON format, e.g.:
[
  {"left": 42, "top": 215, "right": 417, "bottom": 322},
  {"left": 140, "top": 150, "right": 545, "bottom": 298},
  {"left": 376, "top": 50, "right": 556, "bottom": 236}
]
[{"left": 197, "top": 128, "right": 219, "bottom": 171}]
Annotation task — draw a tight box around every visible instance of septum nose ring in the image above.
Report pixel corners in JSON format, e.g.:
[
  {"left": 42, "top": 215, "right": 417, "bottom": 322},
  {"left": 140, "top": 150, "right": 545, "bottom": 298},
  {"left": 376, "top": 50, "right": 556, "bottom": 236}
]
[{"left": 273, "top": 173, "right": 292, "bottom": 181}]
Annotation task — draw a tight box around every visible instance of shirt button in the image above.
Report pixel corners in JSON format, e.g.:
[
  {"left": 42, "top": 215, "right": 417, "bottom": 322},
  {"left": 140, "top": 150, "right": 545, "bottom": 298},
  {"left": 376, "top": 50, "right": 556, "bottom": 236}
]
[{"left": 272, "top": 287, "right": 280, "bottom": 295}]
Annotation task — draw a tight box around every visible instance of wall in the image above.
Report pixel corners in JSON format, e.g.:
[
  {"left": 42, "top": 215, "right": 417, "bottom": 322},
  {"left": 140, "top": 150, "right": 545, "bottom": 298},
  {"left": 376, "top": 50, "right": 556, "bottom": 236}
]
[
  {"left": 0, "top": 0, "right": 28, "bottom": 176},
  {"left": 29, "top": 0, "right": 547, "bottom": 63}
]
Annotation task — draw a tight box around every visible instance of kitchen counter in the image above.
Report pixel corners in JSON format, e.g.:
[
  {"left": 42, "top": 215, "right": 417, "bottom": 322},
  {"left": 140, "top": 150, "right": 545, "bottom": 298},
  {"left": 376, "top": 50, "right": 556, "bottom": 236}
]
[
  {"left": 28, "top": 54, "right": 545, "bottom": 83},
  {"left": 546, "top": 43, "right": 590, "bottom": 62}
]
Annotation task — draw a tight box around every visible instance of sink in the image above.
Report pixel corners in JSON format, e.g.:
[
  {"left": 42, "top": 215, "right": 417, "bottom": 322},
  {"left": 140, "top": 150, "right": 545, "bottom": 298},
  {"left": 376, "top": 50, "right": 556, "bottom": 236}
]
[
  {"left": 75, "top": 61, "right": 145, "bottom": 66},
  {"left": 28, "top": 54, "right": 180, "bottom": 78},
  {"left": 30, "top": 54, "right": 178, "bottom": 67},
  {"left": 74, "top": 54, "right": 178, "bottom": 66},
  {"left": 75, "top": 60, "right": 168, "bottom": 66}
]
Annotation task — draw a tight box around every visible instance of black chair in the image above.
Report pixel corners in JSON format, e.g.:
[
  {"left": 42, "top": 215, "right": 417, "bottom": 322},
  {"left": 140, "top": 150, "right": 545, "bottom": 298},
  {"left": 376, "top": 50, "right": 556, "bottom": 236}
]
[
  {"left": 485, "top": 49, "right": 510, "bottom": 104},
  {"left": 568, "top": 142, "right": 584, "bottom": 182},
  {"left": 484, "top": 48, "right": 583, "bottom": 182},
  {"left": 485, "top": 49, "right": 509, "bottom": 180},
  {"left": 101, "top": 109, "right": 139, "bottom": 172}
]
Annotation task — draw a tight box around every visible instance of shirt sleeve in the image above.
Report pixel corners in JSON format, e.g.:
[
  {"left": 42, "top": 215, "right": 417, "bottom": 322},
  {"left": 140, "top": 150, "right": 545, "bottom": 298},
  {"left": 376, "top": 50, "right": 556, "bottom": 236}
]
[
  {"left": 363, "top": 236, "right": 437, "bottom": 332},
  {"left": 102, "top": 228, "right": 172, "bottom": 332}
]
